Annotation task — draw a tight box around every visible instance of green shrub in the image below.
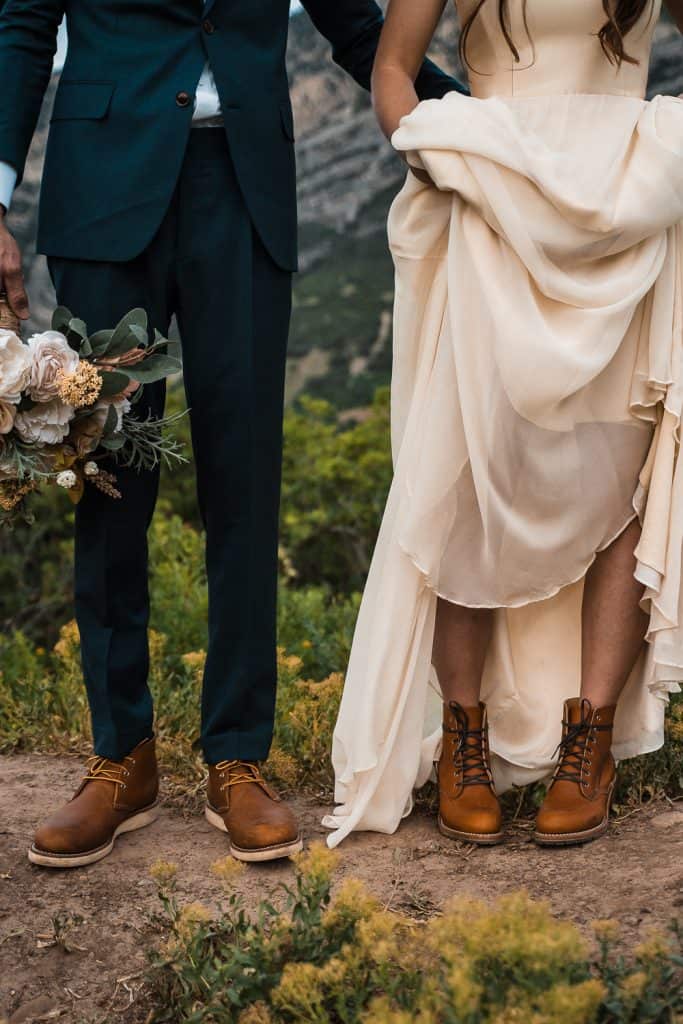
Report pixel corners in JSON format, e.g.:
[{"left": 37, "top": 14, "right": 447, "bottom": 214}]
[
  {"left": 145, "top": 845, "right": 683, "bottom": 1023},
  {"left": 280, "top": 389, "right": 392, "bottom": 593}
]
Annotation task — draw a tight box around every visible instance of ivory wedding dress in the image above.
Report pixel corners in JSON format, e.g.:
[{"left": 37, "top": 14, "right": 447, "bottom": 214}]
[{"left": 323, "top": 0, "right": 683, "bottom": 847}]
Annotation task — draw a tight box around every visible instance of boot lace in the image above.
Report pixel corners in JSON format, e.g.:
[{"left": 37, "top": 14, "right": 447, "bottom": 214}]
[
  {"left": 552, "top": 699, "right": 611, "bottom": 784},
  {"left": 215, "top": 759, "right": 266, "bottom": 792},
  {"left": 447, "top": 703, "right": 491, "bottom": 787},
  {"left": 83, "top": 754, "right": 134, "bottom": 789}
]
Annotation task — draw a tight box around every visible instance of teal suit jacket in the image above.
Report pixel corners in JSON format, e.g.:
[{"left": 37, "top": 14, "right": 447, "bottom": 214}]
[{"left": 0, "top": 0, "right": 466, "bottom": 271}]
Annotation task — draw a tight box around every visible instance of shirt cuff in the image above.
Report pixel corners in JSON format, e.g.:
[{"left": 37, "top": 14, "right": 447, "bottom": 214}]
[{"left": 0, "top": 161, "right": 17, "bottom": 213}]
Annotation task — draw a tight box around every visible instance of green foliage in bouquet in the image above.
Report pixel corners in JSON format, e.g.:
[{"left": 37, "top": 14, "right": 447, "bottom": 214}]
[
  {"left": 0, "top": 306, "right": 185, "bottom": 524},
  {"left": 144, "top": 845, "right": 683, "bottom": 1023}
]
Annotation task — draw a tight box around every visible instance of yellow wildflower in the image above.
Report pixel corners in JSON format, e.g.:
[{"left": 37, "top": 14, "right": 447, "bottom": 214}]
[
  {"left": 53, "top": 619, "right": 80, "bottom": 659},
  {"left": 149, "top": 859, "right": 178, "bottom": 889},
  {"left": 292, "top": 840, "right": 339, "bottom": 880},
  {"left": 182, "top": 650, "right": 207, "bottom": 670},
  {"left": 237, "top": 1004, "right": 274, "bottom": 1024},
  {"left": 592, "top": 919, "right": 621, "bottom": 943},
  {"left": 210, "top": 855, "right": 246, "bottom": 889},
  {"left": 635, "top": 927, "right": 674, "bottom": 963},
  {"left": 175, "top": 902, "right": 213, "bottom": 942},
  {"left": 619, "top": 971, "right": 649, "bottom": 1004}
]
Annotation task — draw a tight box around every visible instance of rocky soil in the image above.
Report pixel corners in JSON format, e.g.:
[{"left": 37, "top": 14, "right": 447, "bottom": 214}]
[{"left": 1, "top": 753, "right": 682, "bottom": 1024}]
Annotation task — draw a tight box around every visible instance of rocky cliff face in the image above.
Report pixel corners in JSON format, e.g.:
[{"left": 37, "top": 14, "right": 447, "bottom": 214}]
[{"left": 7, "top": 10, "right": 683, "bottom": 408}]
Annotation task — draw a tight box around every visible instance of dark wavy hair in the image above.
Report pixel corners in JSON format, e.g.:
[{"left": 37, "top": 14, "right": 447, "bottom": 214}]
[{"left": 460, "top": 0, "right": 654, "bottom": 69}]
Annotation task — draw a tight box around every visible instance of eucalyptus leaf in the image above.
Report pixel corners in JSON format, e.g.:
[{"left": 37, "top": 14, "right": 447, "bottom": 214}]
[
  {"left": 102, "top": 403, "right": 120, "bottom": 438},
  {"left": 65, "top": 317, "right": 88, "bottom": 352},
  {"left": 88, "top": 330, "right": 114, "bottom": 356},
  {"left": 129, "top": 354, "right": 182, "bottom": 384},
  {"left": 100, "top": 434, "right": 125, "bottom": 451},
  {"left": 79, "top": 337, "right": 93, "bottom": 357},
  {"left": 98, "top": 370, "right": 131, "bottom": 398},
  {"left": 106, "top": 308, "right": 149, "bottom": 357},
  {"left": 51, "top": 306, "right": 74, "bottom": 333}
]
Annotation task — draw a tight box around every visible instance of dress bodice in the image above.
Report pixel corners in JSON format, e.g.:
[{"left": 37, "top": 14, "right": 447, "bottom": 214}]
[{"left": 455, "top": 0, "right": 661, "bottom": 99}]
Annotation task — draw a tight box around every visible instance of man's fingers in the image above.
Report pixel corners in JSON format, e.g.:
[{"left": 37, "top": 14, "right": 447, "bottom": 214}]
[{"left": 2, "top": 264, "right": 29, "bottom": 321}]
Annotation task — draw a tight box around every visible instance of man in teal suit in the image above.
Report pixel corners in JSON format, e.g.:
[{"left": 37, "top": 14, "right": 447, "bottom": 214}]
[{"left": 0, "top": 0, "right": 465, "bottom": 868}]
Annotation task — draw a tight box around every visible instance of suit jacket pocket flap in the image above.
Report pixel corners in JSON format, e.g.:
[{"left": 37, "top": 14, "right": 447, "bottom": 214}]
[{"left": 51, "top": 81, "right": 115, "bottom": 121}]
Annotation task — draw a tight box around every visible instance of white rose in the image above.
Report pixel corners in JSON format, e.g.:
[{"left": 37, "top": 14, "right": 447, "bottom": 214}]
[
  {"left": 27, "top": 331, "right": 80, "bottom": 403},
  {"left": 92, "top": 396, "right": 131, "bottom": 434},
  {"left": 0, "top": 329, "right": 31, "bottom": 404},
  {"left": 0, "top": 399, "right": 16, "bottom": 435},
  {"left": 56, "top": 470, "right": 78, "bottom": 489},
  {"left": 14, "top": 398, "right": 75, "bottom": 446}
]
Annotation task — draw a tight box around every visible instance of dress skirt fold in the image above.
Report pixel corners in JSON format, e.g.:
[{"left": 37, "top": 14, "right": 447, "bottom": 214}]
[{"left": 323, "top": 91, "right": 683, "bottom": 848}]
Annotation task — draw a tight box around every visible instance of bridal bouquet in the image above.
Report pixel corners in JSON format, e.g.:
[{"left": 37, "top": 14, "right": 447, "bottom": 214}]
[{"left": 0, "top": 302, "right": 185, "bottom": 524}]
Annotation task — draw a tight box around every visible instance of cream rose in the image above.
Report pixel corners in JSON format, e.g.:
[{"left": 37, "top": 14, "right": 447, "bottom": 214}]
[
  {"left": 14, "top": 398, "right": 75, "bottom": 445},
  {"left": 0, "top": 400, "right": 16, "bottom": 435},
  {"left": 0, "top": 329, "right": 31, "bottom": 404},
  {"left": 27, "top": 331, "right": 80, "bottom": 403}
]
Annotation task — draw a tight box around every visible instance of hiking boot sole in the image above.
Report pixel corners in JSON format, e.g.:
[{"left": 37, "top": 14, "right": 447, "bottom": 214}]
[
  {"left": 28, "top": 804, "right": 159, "bottom": 869},
  {"left": 205, "top": 805, "right": 304, "bottom": 862}
]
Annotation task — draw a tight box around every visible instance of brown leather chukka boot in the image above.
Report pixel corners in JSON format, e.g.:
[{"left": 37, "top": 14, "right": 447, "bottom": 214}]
[
  {"left": 206, "top": 760, "right": 303, "bottom": 862},
  {"left": 437, "top": 701, "right": 504, "bottom": 845},
  {"left": 29, "top": 735, "right": 159, "bottom": 868},
  {"left": 534, "top": 698, "right": 616, "bottom": 846}
]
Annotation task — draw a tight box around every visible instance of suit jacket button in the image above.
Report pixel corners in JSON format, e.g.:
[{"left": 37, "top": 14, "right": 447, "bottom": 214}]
[
  {"left": 176, "top": 91, "right": 191, "bottom": 108},
  {"left": 202, "top": 18, "right": 215, "bottom": 33}
]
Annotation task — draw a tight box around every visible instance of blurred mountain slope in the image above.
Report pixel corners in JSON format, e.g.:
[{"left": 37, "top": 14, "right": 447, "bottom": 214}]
[{"left": 8, "top": 9, "right": 683, "bottom": 409}]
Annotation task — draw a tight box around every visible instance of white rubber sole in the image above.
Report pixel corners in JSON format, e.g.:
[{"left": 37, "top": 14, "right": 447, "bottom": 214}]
[
  {"left": 27, "top": 805, "right": 159, "bottom": 869},
  {"left": 205, "top": 805, "right": 303, "bottom": 862},
  {"left": 438, "top": 816, "right": 505, "bottom": 846}
]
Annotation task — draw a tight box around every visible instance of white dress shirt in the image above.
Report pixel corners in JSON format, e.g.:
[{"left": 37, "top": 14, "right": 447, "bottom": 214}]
[{"left": 0, "top": 62, "right": 222, "bottom": 213}]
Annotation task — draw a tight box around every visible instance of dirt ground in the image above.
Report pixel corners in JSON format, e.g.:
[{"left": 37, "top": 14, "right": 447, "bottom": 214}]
[{"left": 1, "top": 753, "right": 682, "bottom": 1024}]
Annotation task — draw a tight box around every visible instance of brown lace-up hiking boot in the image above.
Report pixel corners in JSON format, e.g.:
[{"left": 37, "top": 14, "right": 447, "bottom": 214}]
[
  {"left": 206, "top": 760, "right": 303, "bottom": 862},
  {"left": 437, "top": 702, "right": 503, "bottom": 845},
  {"left": 534, "top": 698, "right": 617, "bottom": 846},
  {"left": 29, "top": 736, "right": 159, "bottom": 868}
]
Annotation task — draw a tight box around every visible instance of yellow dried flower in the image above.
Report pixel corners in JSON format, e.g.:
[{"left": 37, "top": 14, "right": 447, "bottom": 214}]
[
  {"left": 444, "top": 964, "right": 482, "bottom": 1016},
  {"left": 266, "top": 746, "right": 300, "bottom": 788},
  {"left": 271, "top": 962, "right": 325, "bottom": 1017},
  {"left": 634, "top": 927, "right": 674, "bottom": 963},
  {"left": 533, "top": 979, "right": 606, "bottom": 1023},
  {"left": 210, "top": 855, "right": 246, "bottom": 889},
  {"left": 619, "top": 970, "right": 649, "bottom": 1003},
  {"left": 56, "top": 361, "right": 102, "bottom": 408},
  {"left": 237, "top": 1003, "right": 274, "bottom": 1024},
  {"left": 0, "top": 479, "right": 35, "bottom": 511},
  {"left": 323, "top": 878, "right": 379, "bottom": 934},
  {"left": 181, "top": 650, "right": 207, "bottom": 670},
  {"left": 292, "top": 840, "right": 339, "bottom": 880},
  {"left": 148, "top": 629, "right": 166, "bottom": 663},
  {"left": 175, "top": 901, "right": 213, "bottom": 942},
  {"left": 592, "top": 919, "right": 621, "bottom": 943},
  {"left": 149, "top": 859, "right": 178, "bottom": 888},
  {"left": 276, "top": 646, "right": 304, "bottom": 674},
  {"left": 53, "top": 619, "right": 80, "bottom": 659}
]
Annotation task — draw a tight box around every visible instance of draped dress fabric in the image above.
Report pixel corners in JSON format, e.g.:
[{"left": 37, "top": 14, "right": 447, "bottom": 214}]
[{"left": 323, "top": 0, "right": 683, "bottom": 847}]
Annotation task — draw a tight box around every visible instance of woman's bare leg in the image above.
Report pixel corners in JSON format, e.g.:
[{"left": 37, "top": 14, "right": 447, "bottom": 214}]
[
  {"left": 581, "top": 518, "right": 649, "bottom": 706},
  {"left": 432, "top": 599, "right": 494, "bottom": 705}
]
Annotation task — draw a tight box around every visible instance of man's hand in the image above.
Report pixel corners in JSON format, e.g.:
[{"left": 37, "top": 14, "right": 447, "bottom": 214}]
[{"left": 0, "top": 209, "right": 29, "bottom": 320}]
